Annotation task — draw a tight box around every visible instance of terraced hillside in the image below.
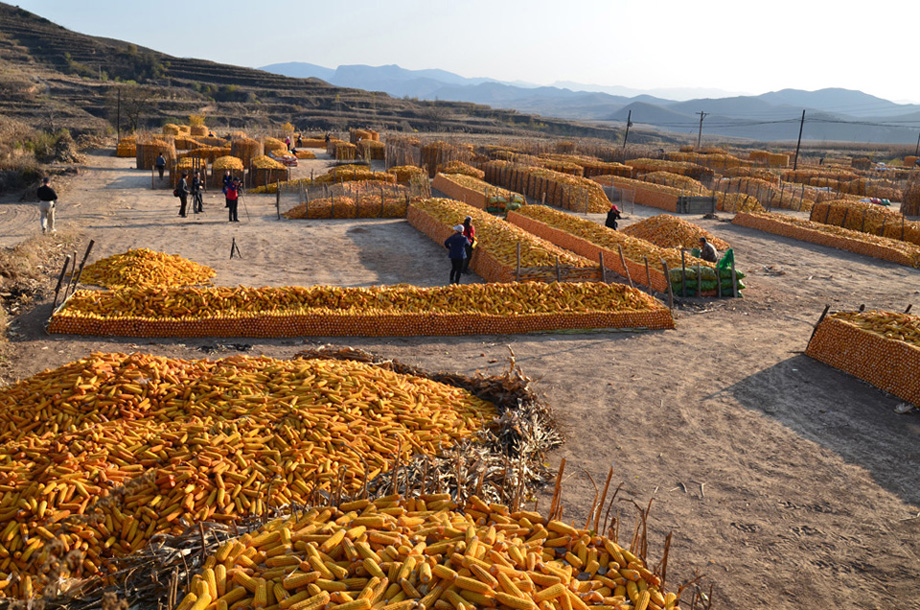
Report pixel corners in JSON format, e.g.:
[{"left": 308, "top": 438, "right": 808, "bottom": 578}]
[{"left": 0, "top": 3, "right": 628, "bottom": 139}]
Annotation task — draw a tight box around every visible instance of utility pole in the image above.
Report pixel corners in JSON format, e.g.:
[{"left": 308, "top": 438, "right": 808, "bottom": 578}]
[
  {"left": 116, "top": 87, "right": 121, "bottom": 142},
  {"left": 914, "top": 130, "right": 920, "bottom": 157},
  {"left": 622, "top": 110, "right": 632, "bottom": 148},
  {"left": 793, "top": 110, "right": 806, "bottom": 171},
  {"left": 696, "top": 111, "right": 708, "bottom": 149}
]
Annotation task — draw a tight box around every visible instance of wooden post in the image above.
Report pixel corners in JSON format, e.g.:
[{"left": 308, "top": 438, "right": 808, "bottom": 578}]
[
  {"left": 63, "top": 251, "right": 78, "bottom": 300},
  {"left": 276, "top": 180, "right": 281, "bottom": 220},
  {"left": 599, "top": 252, "right": 607, "bottom": 283},
  {"left": 807, "top": 304, "right": 831, "bottom": 346},
  {"left": 515, "top": 242, "right": 521, "bottom": 282},
  {"left": 824, "top": 203, "right": 832, "bottom": 224},
  {"left": 680, "top": 250, "right": 687, "bottom": 297},
  {"left": 661, "top": 259, "right": 674, "bottom": 309},
  {"left": 555, "top": 256, "right": 561, "bottom": 282},
  {"left": 905, "top": 304, "right": 913, "bottom": 314},
  {"left": 730, "top": 257, "right": 738, "bottom": 298},
  {"left": 542, "top": 191, "right": 546, "bottom": 206},
  {"left": 50, "top": 255, "right": 71, "bottom": 312},
  {"left": 644, "top": 257, "right": 652, "bottom": 295},
  {"left": 841, "top": 207, "right": 849, "bottom": 229},
  {"left": 860, "top": 209, "right": 868, "bottom": 233},
  {"left": 68, "top": 240, "right": 95, "bottom": 297},
  {"left": 617, "top": 245, "right": 634, "bottom": 289},
  {"left": 696, "top": 263, "right": 702, "bottom": 297}
]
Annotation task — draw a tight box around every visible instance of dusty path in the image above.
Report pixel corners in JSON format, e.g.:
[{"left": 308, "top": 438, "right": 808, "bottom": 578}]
[{"left": 3, "top": 150, "right": 919, "bottom": 609}]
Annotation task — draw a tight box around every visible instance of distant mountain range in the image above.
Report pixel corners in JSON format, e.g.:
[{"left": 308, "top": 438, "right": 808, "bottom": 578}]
[{"left": 262, "top": 62, "right": 920, "bottom": 144}]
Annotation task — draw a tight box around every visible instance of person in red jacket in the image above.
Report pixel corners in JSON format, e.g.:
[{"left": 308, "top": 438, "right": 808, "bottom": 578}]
[
  {"left": 226, "top": 178, "right": 240, "bottom": 222},
  {"left": 461, "top": 216, "right": 476, "bottom": 274}
]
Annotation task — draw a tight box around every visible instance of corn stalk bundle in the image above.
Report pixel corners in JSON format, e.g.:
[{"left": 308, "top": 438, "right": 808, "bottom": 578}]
[
  {"left": 621, "top": 214, "right": 730, "bottom": 251},
  {"left": 481, "top": 161, "right": 609, "bottom": 213},
  {"left": 357, "top": 140, "right": 386, "bottom": 160},
  {"left": 431, "top": 173, "right": 523, "bottom": 212},
  {"left": 162, "top": 123, "right": 181, "bottom": 136},
  {"left": 0, "top": 351, "right": 507, "bottom": 598},
  {"left": 263, "top": 137, "right": 288, "bottom": 154},
  {"left": 231, "top": 138, "right": 264, "bottom": 167},
  {"left": 335, "top": 143, "right": 358, "bottom": 161},
  {"left": 810, "top": 200, "right": 920, "bottom": 245},
  {"left": 408, "top": 199, "right": 599, "bottom": 284},
  {"left": 49, "top": 281, "right": 673, "bottom": 337},
  {"left": 135, "top": 137, "right": 177, "bottom": 170},
  {"left": 807, "top": 310, "right": 920, "bottom": 406},
  {"left": 437, "top": 161, "right": 484, "bottom": 180},
  {"left": 733, "top": 211, "right": 920, "bottom": 268},
  {"left": 626, "top": 158, "right": 713, "bottom": 182},
  {"left": 77, "top": 248, "right": 216, "bottom": 289}
]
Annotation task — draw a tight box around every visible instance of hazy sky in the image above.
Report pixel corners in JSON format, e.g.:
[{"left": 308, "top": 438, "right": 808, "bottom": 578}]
[{"left": 11, "top": 0, "right": 920, "bottom": 104}]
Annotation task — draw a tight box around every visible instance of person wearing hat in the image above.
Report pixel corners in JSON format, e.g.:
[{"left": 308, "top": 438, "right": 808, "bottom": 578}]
[
  {"left": 461, "top": 215, "right": 476, "bottom": 274},
  {"left": 444, "top": 224, "right": 471, "bottom": 284},
  {"left": 605, "top": 203, "right": 621, "bottom": 230},
  {"left": 699, "top": 236, "right": 719, "bottom": 263}
]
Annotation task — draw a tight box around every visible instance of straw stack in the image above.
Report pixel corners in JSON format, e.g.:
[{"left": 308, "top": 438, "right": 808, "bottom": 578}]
[
  {"left": 135, "top": 136, "right": 177, "bottom": 170},
  {"left": 230, "top": 137, "right": 264, "bottom": 166}
]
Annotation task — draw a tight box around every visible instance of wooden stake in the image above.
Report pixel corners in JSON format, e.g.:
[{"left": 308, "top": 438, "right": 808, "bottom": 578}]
[
  {"left": 50, "top": 255, "right": 71, "bottom": 313},
  {"left": 68, "top": 239, "right": 95, "bottom": 297},
  {"left": 599, "top": 252, "right": 607, "bottom": 283},
  {"left": 661, "top": 260, "right": 674, "bottom": 309},
  {"left": 644, "top": 257, "right": 652, "bottom": 295},
  {"left": 730, "top": 257, "right": 738, "bottom": 298},
  {"left": 555, "top": 256, "right": 561, "bottom": 282},
  {"left": 515, "top": 242, "right": 521, "bottom": 282},
  {"left": 617, "top": 245, "right": 634, "bottom": 288},
  {"left": 696, "top": 263, "right": 702, "bottom": 297},
  {"left": 63, "top": 251, "right": 78, "bottom": 301},
  {"left": 680, "top": 250, "right": 687, "bottom": 297},
  {"left": 807, "top": 304, "right": 831, "bottom": 346}
]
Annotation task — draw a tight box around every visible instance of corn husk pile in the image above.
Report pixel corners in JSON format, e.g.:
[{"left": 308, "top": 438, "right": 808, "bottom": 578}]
[
  {"left": 437, "top": 161, "right": 484, "bottom": 180},
  {"left": 77, "top": 248, "right": 216, "bottom": 289},
  {"left": 621, "top": 215, "right": 730, "bottom": 251}
]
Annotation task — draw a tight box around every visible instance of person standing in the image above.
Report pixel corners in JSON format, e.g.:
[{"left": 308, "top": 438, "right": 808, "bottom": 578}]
[
  {"left": 222, "top": 170, "right": 233, "bottom": 207},
  {"left": 155, "top": 153, "right": 167, "bottom": 180},
  {"left": 461, "top": 215, "right": 476, "bottom": 274},
  {"left": 226, "top": 177, "right": 240, "bottom": 222},
  {"left": 36, "top": 176, "right": 57, "bottom": 234},
  {"left": 177, "top": 171, "right": 190, "bottom": 217},
  {"left": 444, "top": 224, "right": 470, "bottom": 285},
  {"left": 191, "top": 170, "right": 204, "bottom": 213}
]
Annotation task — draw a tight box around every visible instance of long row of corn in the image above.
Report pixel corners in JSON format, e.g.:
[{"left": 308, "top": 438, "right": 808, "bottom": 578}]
[
  {"left": 592, "top": 175, "right": 764, "bottom": 214},
  {"left": 733, "top": 211, "right": 920, "bottom": 268},
  {"left": 283, "top": 196, "right": 410, "bottom": 220},
  {"left": 78, "top": 248, "right": 215, "bottom": 289},
  {"left": 807, "top": 310, "right": 920, "bottom": 405},
  {"left": 481, "top": 161, "right": 610, "bottom": 213},
  {"left": 431, "top": 174, "right": 524, "bottom": 212},
  {"left": 407, "top": 199, "right": 600, "bottom": 284},
  {"left": 625, "top": 158, "right": 713, "bottom": 182},
  {"left": 175, "top": 495, "right": 679, "bottom": 610},
  {"left": 0, "top": 352, "right": 497, "bottom": 598},
  {"left": 249, "top": 167, "right": 396, "bottom": 195},
  {"left": 49, "top": 282, "right": 674, "bottom": 337},
  {"left": 809, "top": 200, "right": 920, "bottom": 246}
]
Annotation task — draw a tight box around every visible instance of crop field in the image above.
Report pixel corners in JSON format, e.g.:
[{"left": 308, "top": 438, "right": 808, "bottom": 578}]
[{"left": 0, "top": 133, "right": 918, "bottom": 610}]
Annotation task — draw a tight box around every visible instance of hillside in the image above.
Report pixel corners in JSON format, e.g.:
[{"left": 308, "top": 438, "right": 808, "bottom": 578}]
[{"left": 0, "top": 3, "right": 636, "bottom": 141}]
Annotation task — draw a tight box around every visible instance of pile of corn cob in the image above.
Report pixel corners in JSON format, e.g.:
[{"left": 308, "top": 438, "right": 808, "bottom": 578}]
[
  {"left": 78, "top": 248, "right": 216, "bottom": 289},
  {"left": 621, "top": 215, "right": 730, "bottom": 252}
]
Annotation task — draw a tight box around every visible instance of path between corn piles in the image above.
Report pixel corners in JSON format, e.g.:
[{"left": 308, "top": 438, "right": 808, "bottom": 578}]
[{"left": 4, "top": 150, "right": 920, "bottom": 609}]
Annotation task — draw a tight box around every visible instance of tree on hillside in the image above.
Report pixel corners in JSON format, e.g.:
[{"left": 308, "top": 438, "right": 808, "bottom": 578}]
[{"left": 106, "top": 84, "right": 157, "bottom": 134}]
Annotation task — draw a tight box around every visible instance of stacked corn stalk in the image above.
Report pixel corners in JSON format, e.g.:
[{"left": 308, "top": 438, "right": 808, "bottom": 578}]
[
  {"left": 49, "top": 281, "right": 673, "bottom": 336},
  {"left": 250, "top": 155, "right": 289, "bottom": 188},
  {"left": 621, "top": 215, "right": 730, "bottom": 251},
  {"left": 437, "top": 161, "right": 484, "bottom": 180},
  {"left": 421, "top": 142, "right": 472, "bottom": 177},
  {"left": 481, "top": 161, "right": 609, "bottom": 213},
  {"left": 357, "top": 140, "right": 386, "bottom": 160},
  {"left": 543, "top": 155, "right": 632, "bottom": 179},
  {"left": 77, "top": 248, "right": 215, "bottom": 289},
  {"left": 664, "top": 151, "right": 750, "bottom": 171},
  {"left": 389, "top": 166, "right": 429, "bottom": 185},
  {"left": 135, "top": 137, "right": 177, "bottom": 171},
  {"left": 626, "top": 158, "right": 713, "bottom": 182},
  {"left": 210, "top": 156, "right": 245, "bottom": 188},
  {"left": 335, "top": 143, "right": 359, "bottom": 161},
  {"left": 183, "top": 146, "right": 232, "bottom": 164},
  {"left": 807, "top": 310, "right": 920, "bottom": 405},
  {"left": 172, "top": 493, "right": 679, "bottom": 610},
  {"left": 231, "top": 138, "right": 264, "bottom": 167},
  {"left": 508, "top": 205, "right": 742, "bottom": 296},
  {"left": 0, "top": 352, "right": 503, "bottom": 598},
  {"left": 903, "top": 170, "right": 920, "bottom": 216},
  {"left": 733, "top": 211, "right": 920, "bottom": 268},
  {"left": 809, "top": 200, "right": 915, "bottom": 243},
  {"left": 116, "top": 136, "right": 137, "bottom": 157},
  {"left": 408, "top": 199, "right": 600, "bottom": 284}
]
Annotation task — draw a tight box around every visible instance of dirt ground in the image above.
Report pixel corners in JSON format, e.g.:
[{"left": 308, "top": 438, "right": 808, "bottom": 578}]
[{"left": 2, "top": 149, "right": 919, "bottom": 609}]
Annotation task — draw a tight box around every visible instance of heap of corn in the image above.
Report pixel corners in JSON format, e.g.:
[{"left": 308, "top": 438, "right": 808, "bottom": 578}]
[
  {"left": 507, "top": 206, "right": 741, "bottom": 296},
  {"left": 358, "top": 140, "right": 386, "bottom": 160},
  {"left": 175, "top": 495, "right": 679, "bottom": 610},
  {"left": 350, "top": 128, "right": 379, "bottom": 143},
  {"left": 183, "top": 146, "right": 233, "bottom": 164},
  {"left": 807, "top": 310, "right": 920, "bottom": 405},
  {"left": 174, "top": 136, "right": 202, "bottom": 150},
  {"left": 77, "top": 248, "right": 216, "bottom": 289},
  {"left": 231, "top": 138, "right": 265, "bottom": 167},
  {"left": 733, "top": 211, "right": 920, "bottom": 268},
  {"left": 296, "top": 150, "right": 317, "bottom": 160},
  {"left": 621, "top": 215, "right": 730, "bottom": 251},
  {"left": 263, "top": 137, "right": 289, "bottom": 154},
  {"left": 625, "top": 158, "right": 713, "bottom": 182},
  {"left": 437, "top": 161, "right": 484, "bottom": 180},
  {"left": 162, "top": 123, "right": 181, "bottom": 136},
  {"left": 421, "top": 142, "right": 472, "bottom": 177},
  {"left": 431, "top": 174, "right": 524, "bottom": 212},
  {"left": 542, "top": 155, "right": 632, "bottom": 179},
  {"left": 711, "top": 176, "right": 815, "bottom": 212},
  {"left": 49, "top": 282, "right": 673, "bottom": 337},
  {"left": 408, "top": 199, "right": 600, "bottom": 283},
  {"left": 480, "top": 161, "right": 609, "bottom": 213},
  {"left": 388, "top": 166, "right": 429, "bottom": 185},
  {"left": 251, "top": 155, "right": 289, "bottom": 187},
  {"left": 593, "top": 175, "right": 764, "bottom": 214},
  {"left": 0, "top": 352, "right": 497, "bottom": 598},
  {"left": 210, "top": 156, "right": 245, "bottom": 188},
  {"left": 116, "top": 136, "right": 137, "bottom": 157},
  {"left": 664, "top": 151, "right": 750, "bottom": 171},
  {"left": 283, "top": 187, "right": 410, "bottom": 220}
]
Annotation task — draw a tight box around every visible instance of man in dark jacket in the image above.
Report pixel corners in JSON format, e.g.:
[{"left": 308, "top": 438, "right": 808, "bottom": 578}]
[
  {"left": 191, "top": 171, "right": 204, "bottom": 213},
  {"left": 444, "top": 224, "right": 470, "bottom": 285},
  {"left": 605, "top": 204, "right": 621, "bottom": 230},
  {"left": 36, "top": 176, "right": 57, "bottom": 233},
  {"left": 699, "top": 237, "right": 719, "bottom": 263},
  {"left": 177, "top": 172, "right": 190, "bottom": 217},
  {"left": 155, "top": 153, "right": 167, "bottom": 179}
]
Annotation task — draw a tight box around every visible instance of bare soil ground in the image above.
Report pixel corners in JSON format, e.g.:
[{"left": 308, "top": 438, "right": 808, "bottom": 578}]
[{"left": 2, "top": 150, "right": 919, "bottom": 609}]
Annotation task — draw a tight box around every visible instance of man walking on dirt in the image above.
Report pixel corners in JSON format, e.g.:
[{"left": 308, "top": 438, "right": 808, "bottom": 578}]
[
  {"left": 155, "top": 153, "right": 167, "bottom": 180},
  {"left": 36, "top": 176, "right": 57, "bottom": 234}
]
